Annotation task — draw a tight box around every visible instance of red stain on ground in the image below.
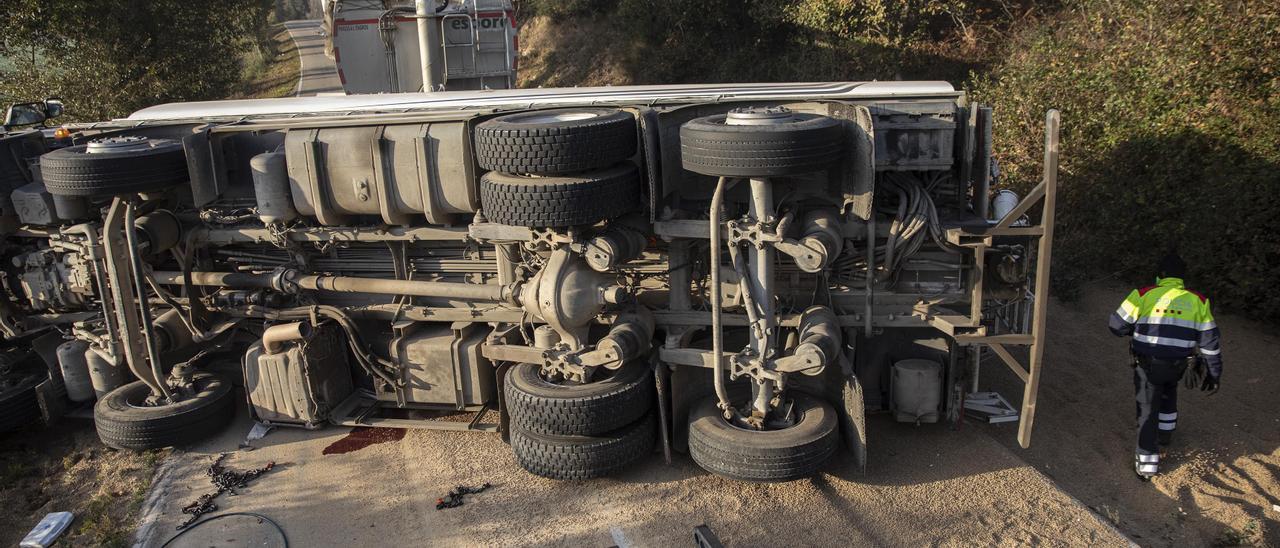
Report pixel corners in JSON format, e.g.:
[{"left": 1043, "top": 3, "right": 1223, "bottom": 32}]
[{"left": 322, "top": 427, "right": 407, "bottom": 455}]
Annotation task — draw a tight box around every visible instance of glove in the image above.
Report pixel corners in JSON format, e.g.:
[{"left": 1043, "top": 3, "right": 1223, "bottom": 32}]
[{"left": 1200, "top": 374, "right": 1220, "bottom": 394}]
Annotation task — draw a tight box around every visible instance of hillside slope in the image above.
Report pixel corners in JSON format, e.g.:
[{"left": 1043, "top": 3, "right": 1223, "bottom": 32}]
[{"left": 514, "top": 0, "right": 1280, "bottom": 322}]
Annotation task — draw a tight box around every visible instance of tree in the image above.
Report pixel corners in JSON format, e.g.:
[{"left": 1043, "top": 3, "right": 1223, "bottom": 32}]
[{"left": 0, "top": 0, "right": 273, "bottom": 121}]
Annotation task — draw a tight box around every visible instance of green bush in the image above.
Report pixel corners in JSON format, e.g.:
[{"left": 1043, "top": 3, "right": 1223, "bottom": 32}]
[
  {"left": 785, "top": 0, "right": 973, "bottom": 45},
  {"left": 971, "top": 0, "right": 1280, "bottom": 318},
  {"left": 577, "top": 0, "right": 1002, "bottom": 85},
  {"left": 0, "top": 0, "right": 274, "bottom": 121},
  {"left": 522, "top": 0, "right": 1280, "bottom": 319},
  {"left": 519, "top": 0, "right": 619, "bottom": 18}
]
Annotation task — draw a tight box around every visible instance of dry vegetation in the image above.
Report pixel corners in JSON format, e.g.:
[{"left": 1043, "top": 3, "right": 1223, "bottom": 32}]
[
  {"left": 0, "top": 422, "right": 166, "bottom": 547},
  {"left": 515, "top": 0, "right": 1280, "bottom": 322},
  {"left": 232, "top": 25, "right": 303, "bottom": 100}
]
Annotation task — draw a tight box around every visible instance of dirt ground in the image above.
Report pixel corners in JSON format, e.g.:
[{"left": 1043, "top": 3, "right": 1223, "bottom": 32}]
[
  {"left": 0, "top": 419, "right": 165, "bottom": 547},
  {"left": 981, "top": 285, "right": 1279, "bottom": 546},
  {"left": 133, "top": 407, "right": 1126, "bottom": 547},
  {"left": 3, "top": 285, "right": 1275, "bottom": 546}
]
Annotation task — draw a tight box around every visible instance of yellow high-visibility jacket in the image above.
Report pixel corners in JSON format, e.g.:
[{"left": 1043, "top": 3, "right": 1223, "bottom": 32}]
[{"left": 1109, "top": 277, "right": 1222, "bottom": 376}]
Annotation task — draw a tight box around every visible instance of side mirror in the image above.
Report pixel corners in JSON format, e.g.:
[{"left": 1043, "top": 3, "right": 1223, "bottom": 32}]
[
  {"left": 43, "top": 98, "right": 64, "bottom": 120},
  {"left": 3, "top": 102, "right": 47, "bottom": 128}
]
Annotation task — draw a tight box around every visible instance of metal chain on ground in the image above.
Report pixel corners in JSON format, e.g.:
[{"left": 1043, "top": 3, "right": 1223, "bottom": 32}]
[
  {"left": 178, "top": 453, "right": 277, "bottom": 529},
  {"left": 435, "top": 483, "right": 493, "bottom": 510}
]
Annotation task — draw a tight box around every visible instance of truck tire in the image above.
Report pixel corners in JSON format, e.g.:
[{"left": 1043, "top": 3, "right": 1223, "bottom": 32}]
[
  {"left": 511, "top": 412, "right": 656, "bottom": 480},
  {"left": 680, "top": 113, "right": 844, "bottom": 177},
  {"left": 0, "top": 375, "right": 41, "bottom": 434},
  {"left": 94, "top": 373, "right": 234, "bottom": 451},
  {"left": 41, "top": 137, "right": 188, "bottom": 197},
  {"left": 505, "top": 361, "right": 653, "bottom": 436},
  {"left": 479, "top": 165, "right": 640, "bottom": 227},
  {"left": 475, "top": 108, "right": 637, "bottom": 174},
  {"left": 688, "top": 392, "right": 839, "bottom": 482}
]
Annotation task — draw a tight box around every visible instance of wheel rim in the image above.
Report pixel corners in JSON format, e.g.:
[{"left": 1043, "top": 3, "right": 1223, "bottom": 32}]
[
  {"left": 86, "top": 135, "right": 155, "bottom": 154},
  {"left": 124, "top": 389, "right": 165, "bottom": 409},
  {"left": 518, "top": 111, "right": 601, "bottom": 124},
  {"left": 725, "top": 106, "right": 796, "bottom": 126},
  {"left": 123, "top": 376, "right": 212, "bottom": 409},
  {"left": 721, "top": 396, "right": 805, "bottom": 432},
  {"left": 536, "top": 365, "right": 621, "bottom": 386}
]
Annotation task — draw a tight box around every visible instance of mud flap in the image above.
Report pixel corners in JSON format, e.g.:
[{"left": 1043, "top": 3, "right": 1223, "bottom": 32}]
[
  {"left": 35, "top": 378, "right": 65, "bottom": 426},
  {"left": 32, "top": 332, "right": 67, "bottom": 424},
  {"left": 653, "top": 356, "right": 673, "bottom": 464},
  {"left": 495, "top": 361, "right": 513, "bottom": 444},
  {"left": 837, "top": 350, "right": 867, "bottom": 473}
]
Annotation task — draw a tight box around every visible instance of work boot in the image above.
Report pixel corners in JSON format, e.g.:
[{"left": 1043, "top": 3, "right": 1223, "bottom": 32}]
[{"left": 1134, "top": 457, "right": 1158, "bottom": 481}]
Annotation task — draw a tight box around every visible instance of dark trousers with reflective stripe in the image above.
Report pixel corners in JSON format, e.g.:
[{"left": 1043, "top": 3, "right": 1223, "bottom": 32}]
[{"left": 1133, "top": 357, "right": 1187, "bottom": 464}]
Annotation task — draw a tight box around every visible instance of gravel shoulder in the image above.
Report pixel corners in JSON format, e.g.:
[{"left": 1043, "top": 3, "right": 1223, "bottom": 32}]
[
  {"left": 16, "top": 285, "right": 1274, "bottom": 546},
  {"left": 136, "top": 406, "right": 1126, "bottom": 547}
]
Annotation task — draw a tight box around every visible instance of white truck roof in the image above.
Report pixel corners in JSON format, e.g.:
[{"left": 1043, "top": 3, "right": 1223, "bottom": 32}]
[{"left": 126, "top": 81, "right": 959, "bottom": 122}]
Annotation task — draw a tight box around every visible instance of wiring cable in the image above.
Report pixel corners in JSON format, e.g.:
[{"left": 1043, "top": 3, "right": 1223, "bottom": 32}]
[{"left": 161, "top": 512, "right": 287, "bottom": 548}]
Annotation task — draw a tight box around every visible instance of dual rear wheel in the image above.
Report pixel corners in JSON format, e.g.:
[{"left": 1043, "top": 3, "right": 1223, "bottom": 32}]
[
  {"left": 504, "top": 363, "right": 655, "bottom": 480},
  {"left": 476, "top": 108, "right": 642, "bottom": 228},
  {"left": 503, "top": 363, "right": 841, "bottom": 482}
]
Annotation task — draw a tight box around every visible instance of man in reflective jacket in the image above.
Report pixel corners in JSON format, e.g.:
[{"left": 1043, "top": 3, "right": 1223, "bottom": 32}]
[{"left": 1108, "top": 254, "right": 1222, "bottom": 480}]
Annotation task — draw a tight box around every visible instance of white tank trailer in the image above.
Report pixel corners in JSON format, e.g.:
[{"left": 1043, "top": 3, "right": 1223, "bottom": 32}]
[{"left": 324, "top": 0, "right": 517, "bottom": 93}]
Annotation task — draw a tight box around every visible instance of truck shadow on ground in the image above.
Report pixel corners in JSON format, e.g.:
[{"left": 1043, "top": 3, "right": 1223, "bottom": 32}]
[{"left": 147, "top": 399, "right": 1111, "bottom": 546}]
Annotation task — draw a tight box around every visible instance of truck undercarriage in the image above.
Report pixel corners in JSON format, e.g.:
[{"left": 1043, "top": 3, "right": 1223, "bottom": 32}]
[{"left": 0, "top": 82, "right": 1059, "bottom": 482}]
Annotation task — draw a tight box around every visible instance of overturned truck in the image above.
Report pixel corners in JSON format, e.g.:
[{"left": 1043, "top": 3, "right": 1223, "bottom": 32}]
[{"left": 0, "top": 82, "right": 1059, "bottom": 481}]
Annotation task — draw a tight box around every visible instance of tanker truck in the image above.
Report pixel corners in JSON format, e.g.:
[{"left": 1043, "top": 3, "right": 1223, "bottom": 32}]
[
  {"left": 323, "top": 0, "right": 517, "bottom": 93},
  {"left": 0, "top": 82, "right": 1059, "bottom": 481}
]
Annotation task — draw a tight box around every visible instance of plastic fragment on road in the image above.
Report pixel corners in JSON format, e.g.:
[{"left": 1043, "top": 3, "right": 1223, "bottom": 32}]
[
  {"left": 20, "top": 512, "right": 73, "bottom": 548},
  {"left": 964, "top": 391, "right": 1020, "bottom": 423},
  {"left": 244, "top": 421, "right": 275, "bottom": 445}
]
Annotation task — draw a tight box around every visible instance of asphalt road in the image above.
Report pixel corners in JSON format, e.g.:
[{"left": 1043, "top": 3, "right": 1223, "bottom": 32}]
[{"left": 283, "top": 20, "right": 343, "bottom": 96}]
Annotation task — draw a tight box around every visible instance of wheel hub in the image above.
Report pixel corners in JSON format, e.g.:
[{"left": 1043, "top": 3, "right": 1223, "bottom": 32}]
[
  {"left": 520, "top": 111, "right": 601, "bottom": 124},
  {"left": 86, "top": 135, "right": 155, "bottom": 154},
  {"left": 728, "top": 396, "right": 799, "bottom": 431},
  {"left": 725, "top": 106, "right": 795, "bottom": 126}
]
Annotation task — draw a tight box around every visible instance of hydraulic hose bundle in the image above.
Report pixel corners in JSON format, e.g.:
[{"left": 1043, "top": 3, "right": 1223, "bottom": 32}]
[{"left": 833, "top": 172, "right": 960, "bottom": 287}]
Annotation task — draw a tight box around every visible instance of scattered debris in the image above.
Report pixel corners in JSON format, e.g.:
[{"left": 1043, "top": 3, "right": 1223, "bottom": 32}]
[
  {"left": 178, "top": 454, "right": 277, "bottom": 529},
  {"left": 161, "top": 512, "right": 288, "bottom": 548},
  {"left": 19, "top": 512, "right": 73, "bottom": 548},
  {"left": 241, "top": 422, "right": 275, "bottom": 449},
  {"left": 693, "top": 524, "right": 725, "bottom": 548},
  {"left": 435, "top": 483, "right": 492, "bottom": 510},
  {"left": 963, "top": 392, "right": 1019, "bottom": 424}
]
